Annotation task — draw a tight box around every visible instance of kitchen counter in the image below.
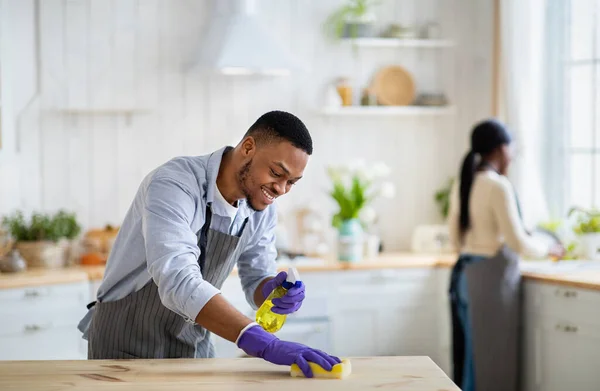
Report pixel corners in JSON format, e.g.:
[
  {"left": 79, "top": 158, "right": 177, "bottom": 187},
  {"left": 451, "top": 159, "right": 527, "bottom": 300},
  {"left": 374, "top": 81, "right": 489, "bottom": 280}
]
[
  {"left": 0, "top": 267, "right": 90, "bottom": 289},
  {"left": 2, "top": 252, "right": 600, "bottom": 291},
  {"left": 0, "top": 253, "right": 455, "bottom": 290},
  {"left": 0, "top": 356, "right": 459, "bottom": 391},
  {"left": 522, "top": 270, "right": 600, "bottom": 290}
]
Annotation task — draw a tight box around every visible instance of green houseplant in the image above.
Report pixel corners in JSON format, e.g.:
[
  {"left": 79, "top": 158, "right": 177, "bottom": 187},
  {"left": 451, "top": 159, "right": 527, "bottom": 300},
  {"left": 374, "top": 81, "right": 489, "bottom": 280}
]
[
  {"left": 2, "top": 210, "right": 81, "bottom": 268},
  {"left": 327, "top": 161, "right": 395, "bottom": 261},
  {"left": 568, "top": 207, "right": 600, "bottom": 260},
  {"left": 324, "top": 0, "right": 380, "bottom": 40},
  {"left": 434, "top": 177, "right": 454, "bottom": 220}
]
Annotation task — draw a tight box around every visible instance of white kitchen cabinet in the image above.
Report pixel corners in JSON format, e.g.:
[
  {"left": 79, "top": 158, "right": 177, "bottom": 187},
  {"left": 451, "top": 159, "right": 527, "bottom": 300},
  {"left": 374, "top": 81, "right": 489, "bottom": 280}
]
[
  {"left": 212, "top": 268, "right": 449, "bottom": 363},
  {"left": 0, "top": 325, "right": 83, "bottom": 361},
  {"left": 330, "top": 268, "right": 441, "bottom": 359},
  {"left": 0, "top": 281, "right": 89, "bottom": 360},
  {"left": 213, "top": 272, "right": 333, "bottom": 359},
  {"left": 523, "top": 281, "right": 600, "bottom": 391},
  {"left": 275, "top": 320, "right": 331, "bottom": 352},
  {"left": 538, "top": 315, "right": 600, "bottom": 391},
  {"left": 435, "top": 267, "right": 452, "bottom": 375}
]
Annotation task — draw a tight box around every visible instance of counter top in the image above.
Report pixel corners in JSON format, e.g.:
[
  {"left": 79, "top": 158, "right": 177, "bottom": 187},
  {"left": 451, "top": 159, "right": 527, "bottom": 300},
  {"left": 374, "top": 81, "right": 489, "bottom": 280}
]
[
  {"left": 0, "top": 356, "right": 459, "bottom": 391},
  {"left": 0, "top": 267, "right": 90, "bottom": 290},
  {"left": 522, "top": 270, "right": 600, "bottom": 291},
  {"left": 257, "top": 252, "right": 457, "bottom": 272},
  {"left": 2, "top": 252, "right": 600, "bottom": 291},
  {"left": 0, "top": 253, "right": 456, "bottom": 290}
]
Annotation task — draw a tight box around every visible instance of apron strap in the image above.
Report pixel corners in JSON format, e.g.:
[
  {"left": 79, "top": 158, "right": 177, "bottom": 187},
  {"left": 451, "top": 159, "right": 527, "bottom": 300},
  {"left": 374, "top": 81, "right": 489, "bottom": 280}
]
[{"left": 198, "top": 203, "right": 213, "bottom": 273}]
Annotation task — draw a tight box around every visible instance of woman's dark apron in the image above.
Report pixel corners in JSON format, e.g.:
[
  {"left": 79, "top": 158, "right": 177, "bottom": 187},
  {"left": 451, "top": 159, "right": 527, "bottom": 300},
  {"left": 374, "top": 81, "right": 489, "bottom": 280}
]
[
  {"left": 450, "top": 245, "right": 522, "bottom": 391},
  {"left": 87, "top": 204, "right": 250, "bottom": 359}
]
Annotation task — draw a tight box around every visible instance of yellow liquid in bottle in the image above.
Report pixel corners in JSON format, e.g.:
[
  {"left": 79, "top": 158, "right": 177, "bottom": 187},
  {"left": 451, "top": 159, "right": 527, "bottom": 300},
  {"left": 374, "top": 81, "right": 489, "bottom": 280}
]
[{"left": 255, "top": 286, "right": 288, "bottom": 333}]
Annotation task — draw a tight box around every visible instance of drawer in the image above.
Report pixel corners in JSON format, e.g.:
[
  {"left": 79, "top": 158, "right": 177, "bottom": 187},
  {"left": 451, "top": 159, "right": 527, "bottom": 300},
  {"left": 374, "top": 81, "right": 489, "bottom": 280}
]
[
  {"left": 0, "top": 324, "right": 85, "bottom": 360},
  {"left": 524, "top": 282, "right": 600, "bottom": 325},
  {"left": 332, "top": 270, "right": 438, "bottom": 309},
  {"left": 0, "top": 282, "right": 89, "bottom": 336},
  {"left": 0, "top": 281, "right": 90, "bottom": 306},
  {"left": 333, "top": 268, "right": 437, "bottom": 287}
]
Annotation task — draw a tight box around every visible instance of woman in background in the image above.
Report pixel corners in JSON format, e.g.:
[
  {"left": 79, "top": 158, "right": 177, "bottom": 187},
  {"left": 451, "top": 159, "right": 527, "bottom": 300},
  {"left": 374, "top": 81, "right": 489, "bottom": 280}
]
[{"left": 447, "top": 119, "right": 564, "bottom": 391}]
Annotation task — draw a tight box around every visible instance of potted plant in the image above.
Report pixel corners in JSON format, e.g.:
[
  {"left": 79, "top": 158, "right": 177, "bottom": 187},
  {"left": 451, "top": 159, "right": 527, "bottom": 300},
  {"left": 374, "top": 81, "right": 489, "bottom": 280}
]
[
  {"left": 327, "top": 160, "right": 395, "bottom": 262},
  {"left": 2, "top": 210, "right": 81, "bottom": 268},
  {"left": 434, "top": 177, "right": 455, "bottom": 220},
  {"left": 568, "top": 207, "right": 600, "bottom": 260},
  {"left": 324, "top": 0, "right": 379, "bottom": 40}
]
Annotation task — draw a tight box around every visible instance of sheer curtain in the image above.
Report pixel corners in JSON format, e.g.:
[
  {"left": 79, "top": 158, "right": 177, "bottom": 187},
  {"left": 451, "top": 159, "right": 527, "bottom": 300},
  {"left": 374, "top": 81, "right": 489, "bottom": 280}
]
[{"left": 499, "top": 0, "right": 551, "bottom": 228}]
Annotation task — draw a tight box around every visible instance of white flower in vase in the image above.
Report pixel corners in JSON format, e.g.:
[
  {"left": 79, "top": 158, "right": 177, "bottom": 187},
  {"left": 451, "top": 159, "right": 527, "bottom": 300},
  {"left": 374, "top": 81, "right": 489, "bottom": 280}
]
[
  {"left": 360, "top": 206, "right": 377, "bottom": 226},
  {"left": 379, "top": 182, "right": 396, "bottom": 198},
  {"left": 370, "top": 161, "right": 391, "bottom": 178}
]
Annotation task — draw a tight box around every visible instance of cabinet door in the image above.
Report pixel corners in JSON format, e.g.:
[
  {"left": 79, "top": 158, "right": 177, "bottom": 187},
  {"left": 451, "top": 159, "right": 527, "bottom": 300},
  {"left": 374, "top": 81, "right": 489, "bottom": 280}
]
[
  {"left": 275, "top": 320, "right": 331, "bottom": 353},
  {"left": 435, "top": 267, "right": 452, "bottom": 376},
  {"left": 331, "top": 306, "right": 379, "bottom": 357},
  {"left": 522, "top": 310, "right": 541, "bottom": 391},
  {"left": 539, "top": 316, "right": 600, "bottom": 391},
  {"left": 331, "top": 269, "right": 439, "bottom": 357},
  {"left": 0, "top": 325, "right": 84, "bottom": 360},
  {"left": 213, "top": 335, "right": 245, "bottom": 359}
]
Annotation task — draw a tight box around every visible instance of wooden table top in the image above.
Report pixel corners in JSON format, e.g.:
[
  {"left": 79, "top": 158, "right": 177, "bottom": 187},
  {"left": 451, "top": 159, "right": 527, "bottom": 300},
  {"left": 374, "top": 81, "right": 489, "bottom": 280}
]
[{"left": 0, "top": 356, "right": 460, "bottom": 391}]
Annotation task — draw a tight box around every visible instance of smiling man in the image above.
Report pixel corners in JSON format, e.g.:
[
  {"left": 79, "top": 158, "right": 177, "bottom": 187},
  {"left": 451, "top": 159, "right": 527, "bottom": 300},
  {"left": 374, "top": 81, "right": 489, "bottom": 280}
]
[{"left": 77, "top": 111, "right": 339, "bottom": 378}]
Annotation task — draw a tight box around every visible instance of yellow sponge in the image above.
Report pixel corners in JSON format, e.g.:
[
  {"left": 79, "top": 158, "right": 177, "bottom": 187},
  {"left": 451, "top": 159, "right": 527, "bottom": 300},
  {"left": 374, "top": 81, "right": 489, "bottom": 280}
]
[{"left": 290, "top": 359, "right": 352, "bottom": 379}]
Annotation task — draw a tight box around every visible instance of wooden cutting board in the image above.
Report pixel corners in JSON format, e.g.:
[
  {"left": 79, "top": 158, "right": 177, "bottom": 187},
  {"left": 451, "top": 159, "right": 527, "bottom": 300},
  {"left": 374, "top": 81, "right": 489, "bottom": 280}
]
[{"left": 0, "top": 356, "right": 460, "bottom": 390}]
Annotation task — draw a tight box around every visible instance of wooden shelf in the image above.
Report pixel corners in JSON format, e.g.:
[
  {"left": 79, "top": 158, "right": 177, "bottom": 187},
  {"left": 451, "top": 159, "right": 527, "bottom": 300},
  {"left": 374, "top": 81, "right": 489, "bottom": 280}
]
[
  {"left": 59, "top": 108, "right": 150, "bottom": 115},
  {"left": 58, "top": 108, "right": 151, "bottom": 124},
  {"left": 342, "top": 38, "right": 455, "bottom": 48},
  {"left": 320, "top": 105, "right": 455, "bottom": 117}
]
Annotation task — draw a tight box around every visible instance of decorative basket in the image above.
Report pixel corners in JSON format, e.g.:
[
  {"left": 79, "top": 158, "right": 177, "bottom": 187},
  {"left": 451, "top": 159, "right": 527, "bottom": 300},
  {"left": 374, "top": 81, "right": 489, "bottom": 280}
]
[
  {"left": 0, "top": 229, "right": 13, "bottom": 259},
  {"left": 15, "top": 240, "right": 70, "bottom": 269}
]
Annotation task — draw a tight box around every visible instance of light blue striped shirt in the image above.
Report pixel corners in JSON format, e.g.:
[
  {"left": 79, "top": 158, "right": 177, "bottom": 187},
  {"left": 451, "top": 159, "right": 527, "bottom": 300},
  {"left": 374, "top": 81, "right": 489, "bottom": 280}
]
[{"left": 94, "top": 147, "right": 278, "bottom": 322}]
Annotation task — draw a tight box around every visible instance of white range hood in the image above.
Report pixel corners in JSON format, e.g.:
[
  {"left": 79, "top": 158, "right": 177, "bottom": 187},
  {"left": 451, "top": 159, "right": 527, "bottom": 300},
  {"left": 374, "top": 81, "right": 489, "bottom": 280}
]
[{"left": 194, "top": 0, "right": 304, "bottom": 76}]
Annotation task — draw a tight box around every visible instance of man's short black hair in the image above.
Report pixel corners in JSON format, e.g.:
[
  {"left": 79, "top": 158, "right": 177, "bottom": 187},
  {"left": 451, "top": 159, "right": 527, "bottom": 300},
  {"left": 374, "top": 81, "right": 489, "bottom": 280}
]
[{"left": 244, "top": 110, "right": 313, "bottom": 155}]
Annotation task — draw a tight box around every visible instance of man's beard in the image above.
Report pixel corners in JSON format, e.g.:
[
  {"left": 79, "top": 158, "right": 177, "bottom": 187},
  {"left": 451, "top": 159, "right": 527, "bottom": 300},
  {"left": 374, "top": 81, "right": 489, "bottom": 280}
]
[{"left": 237, "top": 159, "right": 259, "bottom": 211}]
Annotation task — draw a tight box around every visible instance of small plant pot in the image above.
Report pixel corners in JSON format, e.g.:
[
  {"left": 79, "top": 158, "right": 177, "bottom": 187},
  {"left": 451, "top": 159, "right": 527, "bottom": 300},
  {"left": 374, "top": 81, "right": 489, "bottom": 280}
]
[
  {"left": 579, "top": 233, "right": 600, "bottom": 261},
  {"left": 342, "top": 22, "right": 374, "bottom": 38},
  {"left": 15, "top": 240, "right": 70, "bottom": 269}
]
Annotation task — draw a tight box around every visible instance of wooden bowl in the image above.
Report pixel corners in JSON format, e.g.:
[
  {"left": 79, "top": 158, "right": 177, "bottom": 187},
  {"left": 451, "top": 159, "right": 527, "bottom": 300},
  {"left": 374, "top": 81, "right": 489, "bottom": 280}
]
[{"left": 370, "top": 65, "right": 416, "bottom": 106}]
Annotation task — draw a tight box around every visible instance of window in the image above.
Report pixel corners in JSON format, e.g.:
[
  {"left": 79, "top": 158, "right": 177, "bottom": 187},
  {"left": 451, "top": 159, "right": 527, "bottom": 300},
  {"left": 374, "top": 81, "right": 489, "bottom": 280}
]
[{"left": 560, "top": 0, "right": 600, "bottom": 211}]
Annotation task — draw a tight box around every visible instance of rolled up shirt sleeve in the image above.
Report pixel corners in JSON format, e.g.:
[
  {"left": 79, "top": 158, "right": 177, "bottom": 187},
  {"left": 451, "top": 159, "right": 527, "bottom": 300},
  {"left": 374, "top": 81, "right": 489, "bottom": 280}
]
[
  {"left": 236, "top": 205, "right": 278, "bottom": 310},
  {"left": 142, "top": 176, "right": 220, "bottom": 321}
]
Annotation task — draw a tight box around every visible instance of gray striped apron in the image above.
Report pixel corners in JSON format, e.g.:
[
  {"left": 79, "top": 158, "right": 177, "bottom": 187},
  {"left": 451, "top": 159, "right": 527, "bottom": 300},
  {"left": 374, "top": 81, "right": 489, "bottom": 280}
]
[
  {"left": 450, "top": 245, "right": 522, "bottom": 391},
  {"left": 87, "top": 204, "right": 250, "bottom": 359}
]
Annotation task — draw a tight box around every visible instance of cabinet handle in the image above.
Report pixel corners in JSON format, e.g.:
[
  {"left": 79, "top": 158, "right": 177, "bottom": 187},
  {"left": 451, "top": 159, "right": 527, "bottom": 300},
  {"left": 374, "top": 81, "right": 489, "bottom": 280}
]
[
  {"left": 554, "top": 289, "right": 578, "bottom": 298},
  {"left": 24, "top": 290, "right": 41, "bottom": 298},
  {"left": 555, "top": 324, "right": 578, "bottom": 333},
  {"left": 24, "top": 324, "right": 49, "bottom": 333}
]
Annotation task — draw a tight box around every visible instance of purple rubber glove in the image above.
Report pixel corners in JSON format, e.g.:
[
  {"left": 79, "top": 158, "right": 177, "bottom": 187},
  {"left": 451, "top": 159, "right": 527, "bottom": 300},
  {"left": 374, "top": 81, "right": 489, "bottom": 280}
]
[
  {"left": 261, "top": 271, "right": 305, "bottom": 315},
  {"left": 237, "top": 324, "right": 341, "bottom": 378}
]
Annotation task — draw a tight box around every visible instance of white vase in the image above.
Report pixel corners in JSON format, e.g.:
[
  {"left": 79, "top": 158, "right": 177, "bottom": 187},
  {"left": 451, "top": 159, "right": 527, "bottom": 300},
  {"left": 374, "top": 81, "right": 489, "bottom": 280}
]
[
  {"left": 337, "top": 219, "right": 364, "bottom": 262},
  {"left": 325, "top": 85, "right": 342, "bottom": 107},
  {"left": 579, "top": 233, "right": 600, "bottom": 261}
]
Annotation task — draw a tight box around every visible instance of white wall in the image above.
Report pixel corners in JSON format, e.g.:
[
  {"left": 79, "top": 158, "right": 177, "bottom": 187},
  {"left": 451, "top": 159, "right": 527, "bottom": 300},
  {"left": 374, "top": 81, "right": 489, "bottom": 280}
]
[
  {"left": 0, "top": 0, "right": 38, "bottom": 215},
  {"left": 4, "top": 0, "right": 494, "bottom": 251}
]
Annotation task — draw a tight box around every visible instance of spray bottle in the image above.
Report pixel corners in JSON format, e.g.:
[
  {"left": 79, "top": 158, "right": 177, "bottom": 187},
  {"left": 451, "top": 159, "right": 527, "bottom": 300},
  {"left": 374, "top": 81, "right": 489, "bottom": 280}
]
[{"left": 255, "top": 267, "right": 301, "bottom": 333}]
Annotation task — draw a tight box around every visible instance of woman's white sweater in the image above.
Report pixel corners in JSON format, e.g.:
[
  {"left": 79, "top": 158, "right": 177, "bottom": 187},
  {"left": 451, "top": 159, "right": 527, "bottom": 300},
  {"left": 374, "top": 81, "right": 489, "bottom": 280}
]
[{"left": 447, "top": 171, "right": 550, "bottom": 258}]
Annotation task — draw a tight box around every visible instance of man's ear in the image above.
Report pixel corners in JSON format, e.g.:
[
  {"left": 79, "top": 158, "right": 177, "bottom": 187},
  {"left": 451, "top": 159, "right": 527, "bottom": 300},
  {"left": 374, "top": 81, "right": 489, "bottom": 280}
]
[{"left": 240, "top": 136, "right": 256, "bottom": 157}]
